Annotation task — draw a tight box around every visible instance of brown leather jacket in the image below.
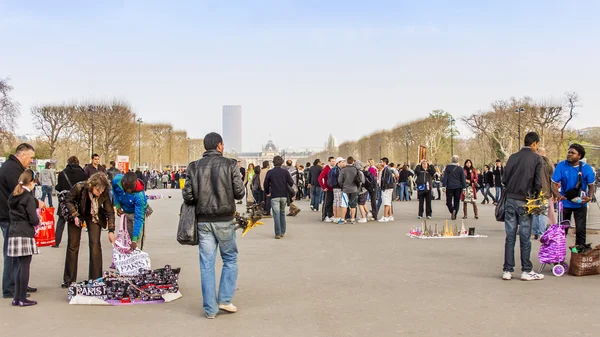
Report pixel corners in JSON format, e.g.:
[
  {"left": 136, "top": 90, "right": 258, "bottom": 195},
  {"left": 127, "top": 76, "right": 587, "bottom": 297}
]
[
  {"left": 540, "top": 155, "right": 555, "bottom": 199},
  {"left": 65, "top": 181, "right": 115, "bottom": 232}
]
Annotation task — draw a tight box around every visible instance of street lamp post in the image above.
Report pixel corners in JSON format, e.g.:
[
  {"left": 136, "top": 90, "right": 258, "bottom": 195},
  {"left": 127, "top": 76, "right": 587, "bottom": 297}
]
[
  {"left": 89, "top": 106, "right": 95, "bottom": 155},
  {"left": 136, "top": 118, "right": 143, "bottom": 167},
  {"left": 515, "top": 107, "right": 525, "bottom": 142},
  {"left": 449, "top": 117, "right": 456, "bottom": 156}
]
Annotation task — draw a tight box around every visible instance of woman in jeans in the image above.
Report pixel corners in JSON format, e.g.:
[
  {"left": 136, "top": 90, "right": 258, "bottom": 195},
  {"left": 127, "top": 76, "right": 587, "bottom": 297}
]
[{"left": 398, "top": 165, "right": 413, "bottom": 201}]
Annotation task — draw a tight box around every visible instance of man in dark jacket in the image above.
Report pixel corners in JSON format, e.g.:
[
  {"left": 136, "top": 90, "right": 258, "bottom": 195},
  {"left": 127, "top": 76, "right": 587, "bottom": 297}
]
[
  {"left": 502, "top": 132, "right": 544, "bottom": 281},
  {"left": 481, "top": 165, "right": 496, "bottom": 205},
  {"left": 264, "top": 156, "right": 294, "bottom": 239},
  {"left": 308, "top": 159, "right": 323, "bottom": 212},
  {"left": 106, "top": 161, "right": 121, "bottom": 182},
  {"left": 182, "top": 132, "right": 244, "bottom": 319},
  {"left": 53, "top": 156, "right": 88, "bottom": 247},
  {"left": 0, "top": 143, "right": 42, "bottom": 298},
  {"left": 84, "top": 154, "right": 105, "bottom": 178},
  {"left": 442, "top": 155, "right": 466, "bottom": 220},
  {"left": 493, "top": 159, "right": 504, "bottom": 202}
]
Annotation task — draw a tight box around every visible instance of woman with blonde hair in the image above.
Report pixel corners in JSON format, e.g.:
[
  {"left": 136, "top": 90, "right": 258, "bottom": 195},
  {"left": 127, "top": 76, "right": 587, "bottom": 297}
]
[
  {"left": 62, "top": 172, "right": 115, "bottom": 288},
  {"left": 7, "top": 169, "right": 39, "bottom": 306},
  {"left": 244, "top": 163, "right": 256, "bottom": 204}
]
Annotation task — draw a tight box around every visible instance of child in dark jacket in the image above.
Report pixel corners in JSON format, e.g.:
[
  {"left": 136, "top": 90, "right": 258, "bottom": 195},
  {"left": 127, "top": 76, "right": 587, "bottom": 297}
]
[{"left": 7, "top": 169, "right": 40, "bottom": 307}]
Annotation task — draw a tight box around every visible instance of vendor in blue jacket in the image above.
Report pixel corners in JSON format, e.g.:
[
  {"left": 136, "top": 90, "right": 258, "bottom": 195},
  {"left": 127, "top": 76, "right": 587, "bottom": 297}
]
[{"left": 112, "top": 172, "right": 148, "bottom": 250}]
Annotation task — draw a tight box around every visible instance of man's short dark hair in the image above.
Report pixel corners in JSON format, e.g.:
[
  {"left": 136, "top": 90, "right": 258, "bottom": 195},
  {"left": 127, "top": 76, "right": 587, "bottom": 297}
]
[
  {"left": 485, "top": 165, "right": 490, "bottom": 169},
  {"left": 15, "top": 143, "right": 34, "bottom": 155},
  {"left": 262, "top": 160, "right": 269, "bottom": 169},
  {"left": 306, "top": 162, "right": 311, "bottom": 167},
  {"left": 203, "top": 132, "right": 223, "bottom": 151},
  {"left": 380, "top": 157, "right": 389, "bottom": 165},
  {"left": 569, "top": 143, "right": 586, "bottom": 159},
  {"left": 313, "top": 159, "right": 321, "bottom": 166},
  {"left": 328, "top": 156, "right": 335, "bottom": 161},
  {"left": 496, "top": 159, "right": 501, "bottom": 163},
  {"left": 45, "top": 162, "right": 51, "bottom": 169},
  {"left": 389, "top": 162, "right": 394, "bottom": 168},
  {"left": 347, "top": 157, "right": 355, "bottom": 165},
  {"left": 91, "top": 153, "right": 99, "bottom": 159},
  {"left": 122, "top": 172, "right": 138, "bottom": 191},
  {"left": 524, "top": 132, "right": 540, "bottom": 147},
  {"left": 110, "top": 161, "right": 116, "bottom": 166},
  {"left": 273, "top": 156, "right": 284, "bottom": 167},
  {"left": 286, "top": 159, "right": 293, "bottom": 167}
]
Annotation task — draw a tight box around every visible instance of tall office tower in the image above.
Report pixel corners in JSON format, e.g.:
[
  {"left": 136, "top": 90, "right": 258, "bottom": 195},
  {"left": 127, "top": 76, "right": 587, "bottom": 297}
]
[{"left": 222, "top": 105, "right": 242, "bottom": 153}]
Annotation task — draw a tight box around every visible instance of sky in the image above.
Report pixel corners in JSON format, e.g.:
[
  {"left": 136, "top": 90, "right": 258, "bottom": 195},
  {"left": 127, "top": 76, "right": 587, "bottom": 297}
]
[{"left": 1, "top": 0, "right": 599, "bottom": 152}]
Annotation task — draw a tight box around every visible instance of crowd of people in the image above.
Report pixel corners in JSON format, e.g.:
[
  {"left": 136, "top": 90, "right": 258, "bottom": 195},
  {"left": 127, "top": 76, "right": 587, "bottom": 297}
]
[
  {"left": 0, "top": 145, "right": 153, "bottom": 306},
  {"left": 0, "top": 130, "right": 598, "bottom": 316}
]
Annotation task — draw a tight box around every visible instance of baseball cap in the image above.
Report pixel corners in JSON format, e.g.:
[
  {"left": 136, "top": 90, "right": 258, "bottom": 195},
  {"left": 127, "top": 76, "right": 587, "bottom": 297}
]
[{"left": 336, "top": 157, "right": 345, "bottom": 164}]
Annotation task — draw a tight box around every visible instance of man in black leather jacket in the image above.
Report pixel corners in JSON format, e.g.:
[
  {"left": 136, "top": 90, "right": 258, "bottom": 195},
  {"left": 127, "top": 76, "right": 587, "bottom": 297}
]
[{"left": 182, "top": 132, "right": 244, "bottom": 319}]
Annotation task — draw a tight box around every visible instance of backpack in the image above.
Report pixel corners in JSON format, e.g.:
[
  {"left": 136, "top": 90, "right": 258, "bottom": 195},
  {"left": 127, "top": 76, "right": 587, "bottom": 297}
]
[
  {"left": 363, "top": 170, "right": 376, "bottom": 192},
  {"left": 57, "top": 172, "right": 75, "bottom": 221},
  {"left": 353, "top": 167, "right": 363, "bottom": 188},
  {"left": 328, "top": 166, "right": 340, "bottom": 188}
]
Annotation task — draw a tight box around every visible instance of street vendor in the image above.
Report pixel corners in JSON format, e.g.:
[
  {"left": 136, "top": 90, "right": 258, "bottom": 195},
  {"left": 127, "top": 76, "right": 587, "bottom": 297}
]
[{"left": 112, "top": 172, "right": 148, "bottom": 250}]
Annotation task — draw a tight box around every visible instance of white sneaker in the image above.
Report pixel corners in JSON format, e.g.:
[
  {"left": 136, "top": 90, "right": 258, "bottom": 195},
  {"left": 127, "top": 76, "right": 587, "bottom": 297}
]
[
  {"left": 218, "top": 303, "right": 238, "bottom": 313},
  {"left": 358, "top": 218, "right": 367, "bottom": 223},
  {"left": 426, "top": 216, "right": 431, "bottom": 219},
  {"left": 502, "top": 271, "right": 513, "bottom": 280},
  {"left": 378, "top": 217, "right": 389, "bottom": 222},
  {"left": 418, "top": 216, "right": 422, "bottom": 219},
  {"left": 388, "top": 216, "right": 394, "bottom": 221},
  {"left": 324, "top": 217, "right": 333, "bottom": 223},
  {"left": 521, "top": 271, "right": 544, "bottom": 281}
]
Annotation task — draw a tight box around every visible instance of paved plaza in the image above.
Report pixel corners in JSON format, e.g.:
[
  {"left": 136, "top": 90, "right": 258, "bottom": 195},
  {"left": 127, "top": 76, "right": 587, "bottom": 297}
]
[{"left": 1, "top": 189, "right": 599, "bottom": 337}]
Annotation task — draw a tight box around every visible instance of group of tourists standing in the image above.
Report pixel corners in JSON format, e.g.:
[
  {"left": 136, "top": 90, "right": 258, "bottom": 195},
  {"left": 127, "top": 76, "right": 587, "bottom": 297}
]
[{"left": 0, "top": 144, "right": 149, "bottom": 306}]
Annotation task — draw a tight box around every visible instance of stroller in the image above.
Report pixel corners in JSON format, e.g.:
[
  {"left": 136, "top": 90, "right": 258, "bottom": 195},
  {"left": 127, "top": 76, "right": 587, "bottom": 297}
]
[{"left": 538, "top": 202, "right": 571, "bottom": 277}]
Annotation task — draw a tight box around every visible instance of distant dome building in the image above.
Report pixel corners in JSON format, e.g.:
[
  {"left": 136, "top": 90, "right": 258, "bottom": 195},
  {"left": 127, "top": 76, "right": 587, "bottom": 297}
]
[{"left": 235, "top": 140, "right": 315, "bottom": 167}]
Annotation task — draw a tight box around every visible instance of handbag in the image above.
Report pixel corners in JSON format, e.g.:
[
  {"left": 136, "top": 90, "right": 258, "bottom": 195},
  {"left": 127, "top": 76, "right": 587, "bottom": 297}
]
[
  {"left": 495, "top": 192, "right": 507, "bottom": 222},
  {"left": 177, "top": 203, "right": 198, "bottom": 245}
]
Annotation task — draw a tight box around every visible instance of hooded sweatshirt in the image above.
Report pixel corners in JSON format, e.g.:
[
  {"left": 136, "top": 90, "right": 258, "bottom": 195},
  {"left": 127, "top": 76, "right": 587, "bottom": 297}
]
[{"left": 112, "top": 174, "right": 148, "bottom": 242}]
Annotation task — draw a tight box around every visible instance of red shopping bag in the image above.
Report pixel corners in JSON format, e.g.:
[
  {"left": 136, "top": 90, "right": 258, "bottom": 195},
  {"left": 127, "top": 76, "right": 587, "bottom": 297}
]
[{"left": 35, "top": 207, "right": 56, "bottom": 247}]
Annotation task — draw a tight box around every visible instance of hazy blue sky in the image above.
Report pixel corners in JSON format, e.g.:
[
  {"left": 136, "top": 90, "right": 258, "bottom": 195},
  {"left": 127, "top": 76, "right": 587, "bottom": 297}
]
[{"left": 1, "top": 0, "right": 598, "bottom": 152}]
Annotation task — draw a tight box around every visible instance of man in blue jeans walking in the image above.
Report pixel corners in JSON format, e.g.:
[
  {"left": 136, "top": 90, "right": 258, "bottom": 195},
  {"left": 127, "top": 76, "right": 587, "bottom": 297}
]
[
  {"left": 264, "top": 155, "right": 294, "bottom": 239},
  {"left": 182, "top": 132, "right": 245, "bottom": 319},
  {"left": 308, "top": 159, "right": 323, "bottom": 212},
  {"left": 502, "top": 132, "right": 544, "bottom": 281}
]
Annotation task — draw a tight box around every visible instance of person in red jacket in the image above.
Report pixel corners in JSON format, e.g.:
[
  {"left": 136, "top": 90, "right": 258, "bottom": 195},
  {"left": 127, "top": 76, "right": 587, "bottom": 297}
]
[{"left": 318, "top": 157, "right": 336, "bottom": 222}]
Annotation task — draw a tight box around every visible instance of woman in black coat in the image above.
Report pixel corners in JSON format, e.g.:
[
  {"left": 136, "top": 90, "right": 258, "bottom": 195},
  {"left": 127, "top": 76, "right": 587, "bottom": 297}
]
[
  {"left": 53, "top": 156, "right": 88, "bottom": 248},
  {"left": 7, "top": 169, "right": 39, "bottom": 307},
  {"left": 414, "top": 160, "right": 434, "bottom": 219}
]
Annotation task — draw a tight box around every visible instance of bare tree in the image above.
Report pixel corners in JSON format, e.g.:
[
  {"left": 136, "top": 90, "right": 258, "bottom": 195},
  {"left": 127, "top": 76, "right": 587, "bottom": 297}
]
[
  {"left": 0, "top": 78, "right": 20, "bottom": 143},
  {"left": 31, "top": 105, "right": 76, "bottom": 158},
  {"left": 558, "top": 92, "right": 579, "bottom": 156}
]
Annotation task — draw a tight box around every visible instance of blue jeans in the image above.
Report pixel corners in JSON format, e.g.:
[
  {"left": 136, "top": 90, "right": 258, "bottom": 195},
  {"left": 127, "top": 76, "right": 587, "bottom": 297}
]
[
  {"left": 377, "top": 187, "right": 383, "bottom": 210},
  {"left": 271, "top": 197, "right": 287, "bottom": 236},
  {"left": 495, "top": 187, "right": 503, "bottom": 202},
  {"left": 198, "top": 221, "right": 238, "bottom": 316},
  {"left": 310, "top": 186, "right": 323, "bottom": 211},
  {"left": 399, "top": 182, "right": 410, "bottom": 201},
  {"left": 41, "top": 185, "right": 53, "bottom": 207},
  {"left": 503, "top": 198, "right": 533, "bottom": 273},
  {"left": 1, "top": 221, "right": 17, "bottom": 297},
  {"left": 533, "top": 214, "right": 547, "bottom": 236}
]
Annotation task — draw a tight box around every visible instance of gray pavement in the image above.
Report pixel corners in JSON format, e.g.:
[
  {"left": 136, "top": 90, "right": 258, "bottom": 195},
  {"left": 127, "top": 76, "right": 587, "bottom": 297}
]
[{"left": 1, "top": 190, "right": 599, "bottom": 337}]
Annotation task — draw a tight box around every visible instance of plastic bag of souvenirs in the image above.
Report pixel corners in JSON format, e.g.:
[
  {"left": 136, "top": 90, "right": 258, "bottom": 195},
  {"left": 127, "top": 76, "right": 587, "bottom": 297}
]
[{"left": 35, "top": 207, "right": 56, "bottom": 247}]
